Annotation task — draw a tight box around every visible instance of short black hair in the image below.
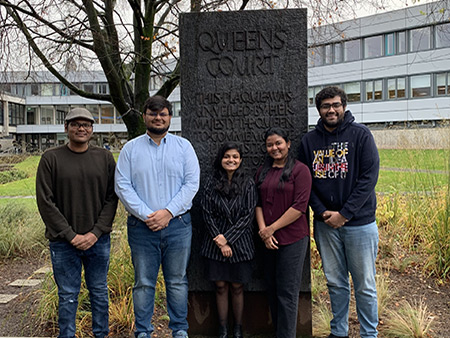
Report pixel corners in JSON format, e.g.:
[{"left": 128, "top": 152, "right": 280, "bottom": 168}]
[
  {"left": 315, "top": 86, "right": 347, "bottom": 111},
  {"left": 143, "top": 95, "right": 173, "bottom": 115}
]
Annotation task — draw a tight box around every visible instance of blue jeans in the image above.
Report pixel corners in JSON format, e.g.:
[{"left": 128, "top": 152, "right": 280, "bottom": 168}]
[
  {"left": 49, "top": 234, "right": 110, "bottom": 338},
  {"left": 314, "top": 220, "right": 379, "bottom": 338},
  {"left": 127, "top": 213, "right": 192, "bottom": 337},
  {"left": 264, "top": 236, "right": 309, "bottom": 338}
]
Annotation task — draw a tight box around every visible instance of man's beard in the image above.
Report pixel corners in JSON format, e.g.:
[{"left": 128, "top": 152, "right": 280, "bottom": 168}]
[
  {"left": 147, "top": 126, "right": 169, "bottom": 135},
  {"left": 322, "top": 113, "right": 344, "bottom": 129}
]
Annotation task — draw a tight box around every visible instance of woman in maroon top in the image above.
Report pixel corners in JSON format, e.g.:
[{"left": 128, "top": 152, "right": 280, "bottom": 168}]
[{"left": 256, "top": 128, "right": 312, "bottom": 338}]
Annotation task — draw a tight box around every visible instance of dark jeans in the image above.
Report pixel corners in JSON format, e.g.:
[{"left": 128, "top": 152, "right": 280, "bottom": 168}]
[
  {"left": 127, "top": 213, "right": 192, "bottom": 337},
  {"left": 49, "top": 234, "right": 110, "bottom": 338},
  {"left": 264, "top": 236, "right": 309, "bottom": 338}
]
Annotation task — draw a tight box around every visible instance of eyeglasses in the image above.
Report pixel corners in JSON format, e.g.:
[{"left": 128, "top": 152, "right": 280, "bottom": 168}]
[
  {"left": 320, "top": 102, "right": 343, "bottom": 111},
  {"left": 69, "top": 121, "right": 93, "bottom": 129},
  {"left": 144, "top": 111, "right": 170, "bottom": 118}
]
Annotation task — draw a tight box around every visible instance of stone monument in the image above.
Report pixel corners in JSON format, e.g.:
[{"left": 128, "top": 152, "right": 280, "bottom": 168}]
[{"left": 180, "top": 8, "right": 310, "bottom": 336}]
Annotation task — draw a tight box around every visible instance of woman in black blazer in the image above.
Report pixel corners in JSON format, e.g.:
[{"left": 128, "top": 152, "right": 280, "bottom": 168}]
[{"left": 201, "top": 142, "right": 257, "bottom": 338}]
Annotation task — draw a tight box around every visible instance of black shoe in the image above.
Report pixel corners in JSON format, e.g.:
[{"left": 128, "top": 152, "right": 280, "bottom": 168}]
[
  {"left": 233, "top": 324, "right": 243, "bottom": 338},
  {"left": 328, "top": 334, "right": 349, "bottom": 338},
  {"left": 219, "top": 325, "right": 228, "bottom": 338}
]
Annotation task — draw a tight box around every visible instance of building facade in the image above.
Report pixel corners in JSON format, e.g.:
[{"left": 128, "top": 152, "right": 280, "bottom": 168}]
[
  {"left": 1, "top": 2, "right": 449, "bottom": 151},
  {"left": 307, "top": 1, "right": 450, "bottom": 127}
]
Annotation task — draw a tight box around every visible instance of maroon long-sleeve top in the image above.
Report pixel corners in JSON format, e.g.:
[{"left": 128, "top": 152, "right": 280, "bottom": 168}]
[{"left": 257, "top": 160, "right": 312, "bottom": 245}]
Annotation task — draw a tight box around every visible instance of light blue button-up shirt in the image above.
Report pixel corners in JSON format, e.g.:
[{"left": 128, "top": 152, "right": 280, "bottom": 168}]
[{"left": 115, "top": 132, "right": 200, "bottom": 221}]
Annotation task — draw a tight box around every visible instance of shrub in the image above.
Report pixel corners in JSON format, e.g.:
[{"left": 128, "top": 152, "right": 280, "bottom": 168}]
[
  {"left": 0, "top": 169, "right": 28, "bottom": 184},
  {"left": 0, "top": 201, "right": 46, "bottom": 258}
]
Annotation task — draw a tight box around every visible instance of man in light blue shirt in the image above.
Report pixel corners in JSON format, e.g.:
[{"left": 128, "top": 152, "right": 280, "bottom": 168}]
[{"left": 115, "top": 95, "right": 200, "bottom": 338}]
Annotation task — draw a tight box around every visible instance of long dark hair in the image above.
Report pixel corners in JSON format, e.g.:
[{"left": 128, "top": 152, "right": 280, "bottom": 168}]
[
  {"left": 212, "top": 142, "right": 245, "bottom": 198},
  {"left": 257, "top": 127, "right": 296, "bottom": 188}
]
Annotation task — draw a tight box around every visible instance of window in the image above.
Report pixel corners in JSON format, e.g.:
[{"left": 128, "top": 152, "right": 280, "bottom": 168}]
[
  {"left": 26, "top": 106, "right": 37, "bottom": 124},
  {"left": 410, "top": 74, "right": 431, "bottom": 97},
  {"left": 172, "top": 102, "right": 181, "bottom": 117},
  {"left": 83, "top": 84, "right": 95, "bottom": 93},
  {"left": 397, "top": 78, "right": 406, "bottom": 98},
  {"left": 59, "top": 84, "right": 69, "bottom": 96},
  {"left": 398, "top": 31, "right": 407, "bottom": 53},
  {"left": 344, "top": 82, "right": 361, "bottom": 102},
  {"left": 410, "top": 27, "right": 431, "bottom": 52},
  {"left": 387, "top": 77, "right": 406, "bottom": 99},
  {"left": 308, "top": 86, "right": 323, "bottom": 106},
  {"left": 41, "top": 84, "right": 54, "bottom": 96},
  {"left": 436, "top": 72, "right": 449, "bottom": 95},
  {"left": 0, "top": 101, "right": 3, "bottom": 124},
  {"left": 364, "top": 35, "right": 383, "bottom": 58},
  {"left": 98, "top": 83, "right": 109, "bottom": 94},
  {"left": 31, "top": 84, "right": 39, "bottom": 96},
  {"left": 308, "top": 46, "right": 324, "bottom": 67},
  {"left": 385, "top": 33, "right": 395, "bottom": 56},
  {"left": 325, "top": 44, "right": 333, "bottom": 64},
  {"left": 365, "top": 80, "right": 383, "bottom": 101},
  {"left": 344, "top": 39, "right": 361, "bottom": 62},
  {"left": 435, "top": 22, "right": 450, "bottom": 48},
  {"left": 56, "top": 106, "right": 68, "bottom": 124},
  {"left": 101, "top": 106, "right": 114, "bottom": 124},
  {"left": 41, "top": 106, "right": 54, "bottom": 124},
  {"left": 334, "top": 42, "right": 343, "bottom": 63},
  {"left": 8, "top": 102, "right": 25, "bottom": 125}
]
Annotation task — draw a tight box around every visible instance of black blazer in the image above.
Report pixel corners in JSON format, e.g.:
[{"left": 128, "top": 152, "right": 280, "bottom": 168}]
[{"left": 200, "top": 176, "right": 257, "bottom": 263}]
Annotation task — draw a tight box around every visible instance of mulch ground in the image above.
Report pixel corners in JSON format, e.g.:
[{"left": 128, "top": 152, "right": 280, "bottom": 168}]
[{"left": 1, "top": 255, "right": 449, "bottom": 337}]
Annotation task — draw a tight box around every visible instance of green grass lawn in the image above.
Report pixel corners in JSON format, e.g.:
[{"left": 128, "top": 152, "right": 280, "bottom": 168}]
[
  {"left": 379, "top": 149, "right": 449, "bottom": 171},
  {"left": 0, "top": 150, "right": 448, "bottom": 196},
  {"left": 377, "top": 149, "right": 449, "bottom": 193}
]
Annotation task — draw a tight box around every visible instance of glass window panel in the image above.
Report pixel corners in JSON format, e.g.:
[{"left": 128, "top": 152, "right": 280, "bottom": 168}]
[
  {"left": 374, "top": 80, "right": 383, "bottom": 100},
  {"left": 410, "top": 74, "right": 431, "bottom": 97},
  {"left": 410, "top": 27, "right": 431, "bottom": 52},
  {"left": 172, "top": 102, "right": 181, "bottom": 117},
  {"left": 334, "top": 43, "right": 343, "bottom": 63},
  {"left": 366, "top": 81, "right": 374, "bottom": 101},
  {"left": 398, "top": 77, "right": 406, "bottom": 98},
  {"left": 398, "top": 31, "right": 407, "bottom": 53},
  {"left": 56, "top": 106, "right": 69, "bottom": 124},
  {"left": 437, "top": 73, "right": 446, "bottom": 95},
  {"left": 60, "top": 84, "right": 69, "bottom": 96},
  {"left": 85, "top": 105, "right": 99, "bottom": 122},
  {"left": 436, "top": 22, "right": 450, "bottom": 48},
  {"left": 344, "top": 82, "right": 360, "bottom": 102},
  {"left": 83, "top": 84, "right": 94, "bottom": 93},
  {"left": 101, "top": 106, "right": 114, "bottom": 124},
  {"left": 364, "top": 35, "right": 383, "bottom": 58},
  {"left": 386, "top": 33, "right": 395, "bottom": 55},
  {"left": 26, "top": 106, "right": 37, "bottom": 125},
  {"left": 41, "top": 106, "right": 54, "bottom": 124},
  {"left": 31, "top": 84, "right": 39, "bottom": 96},
  {"left": 308, "top": 46, "right": 324, "bottom": 67},
  {"left": 388, "top": 79, "right": 396, "bottom": 99},
  {"left": 97, "top": 83, "right": 109, "bottom": 94},
  {"left": 41, "top": 84, "right": 53, "bottom": 96},
  {"left": 8, "top": 103, "right": 25, "bottom": 125},
  {"left": 344, "top": 39, "right": 361, "bottom": 62},
  {"left": 308, "top": 88, "right": 314, "bottom": 105},
  {"left": 325, "top": 44, "right": 333, "bottom": 64}
]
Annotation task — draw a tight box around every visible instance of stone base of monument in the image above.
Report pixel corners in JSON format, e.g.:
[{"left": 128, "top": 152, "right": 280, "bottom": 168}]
[{"left": 188, "top": 291, "right": 312, "bottom": 337}]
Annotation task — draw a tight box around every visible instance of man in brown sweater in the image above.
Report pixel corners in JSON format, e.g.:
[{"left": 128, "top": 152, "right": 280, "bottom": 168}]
[{"left": 36, "top": 108, "right": 117, "bottom": 338}]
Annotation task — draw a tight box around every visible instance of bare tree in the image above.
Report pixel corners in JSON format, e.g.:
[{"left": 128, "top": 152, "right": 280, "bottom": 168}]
[{"left": 0, "top": 0, "right": 254, "bottom": 138}]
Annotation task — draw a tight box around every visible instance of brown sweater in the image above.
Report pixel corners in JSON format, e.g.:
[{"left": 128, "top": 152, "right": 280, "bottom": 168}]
[{"left": 36, "top": 145, "right": 118, "bottom": 242}]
